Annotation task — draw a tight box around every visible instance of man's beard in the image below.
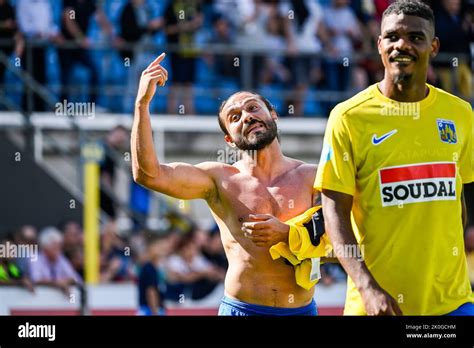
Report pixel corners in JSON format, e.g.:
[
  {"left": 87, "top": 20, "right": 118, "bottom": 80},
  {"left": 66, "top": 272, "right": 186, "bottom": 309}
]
[
  {"left": 232, "top": 118, "right": 278, "bottom": 151},
  {"left": 393, "top": 72, "right": 412, "bottom": 84}
]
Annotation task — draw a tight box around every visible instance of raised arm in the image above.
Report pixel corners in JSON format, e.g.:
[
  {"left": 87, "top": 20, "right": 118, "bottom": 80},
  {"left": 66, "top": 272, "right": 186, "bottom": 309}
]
[
  {"left": 322, "top": 189, "right": 402, "bottom": 316},
  {"left": 131, "top": 53, "right": 217, "bottom": 200}
]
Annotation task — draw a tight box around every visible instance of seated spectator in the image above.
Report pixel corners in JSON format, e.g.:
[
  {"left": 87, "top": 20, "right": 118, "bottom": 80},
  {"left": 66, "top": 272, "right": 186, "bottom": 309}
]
[
  {"left": 100, "top": 221, "right": 135, "bottom": 282},
  {"left": 164, "top": 232, "right": 224, "bottom": 301},
  {"left": 13, "top": 225, "right": 38, "bottom": 277},
  {"left": 30, "top": 227, "right": 82, "bottom": 296},
  {"left": 0, "top": 237, "right": 34, "bottom": 292},
  {"left": 465, "top": 226, "right": 474, "bottom": 289},
  {"left": 61, "top": 221, "right": 83, "bottom": 256},
  {"left": 58, "top": 221, "right": 84, "bottom": 278},
  {"left": 66, "top": 245, "right": 84, "bottom": 280},
  {"left": 137, "top": 231, "right": 175, "bottom": 316}
]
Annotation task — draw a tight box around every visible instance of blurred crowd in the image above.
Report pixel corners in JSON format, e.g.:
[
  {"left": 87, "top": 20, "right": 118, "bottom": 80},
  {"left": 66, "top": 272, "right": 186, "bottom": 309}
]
[
  {"left": 0, "top": 0, "right": 472, "bottom": 117},
  {"left": 0, "top": 218, "right": 228, "bottom": 307},
  {"left": 2, "top": 218, "right": 474, "bottom": 309}
]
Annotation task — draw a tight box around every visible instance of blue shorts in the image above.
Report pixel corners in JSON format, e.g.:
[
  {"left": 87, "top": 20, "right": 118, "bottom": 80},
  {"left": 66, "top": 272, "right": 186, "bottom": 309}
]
[
  {"left": 218, "top": 296, "right": 317, "bottom": 316},
  {"left": 137, "top": 306, "right": 166, "bottom": 316},
  {"left": 446, "top": 302, "right": 474, "bottom": 316}
]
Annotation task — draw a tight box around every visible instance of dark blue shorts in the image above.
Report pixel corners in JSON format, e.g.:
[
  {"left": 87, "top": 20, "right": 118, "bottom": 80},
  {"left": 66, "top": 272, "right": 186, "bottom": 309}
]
[
  {"left": 446, "top": 302, "right": 474, "bottom": 316},
  {"left": 218, "top": 296, "right": 317, "bottom": 316}
]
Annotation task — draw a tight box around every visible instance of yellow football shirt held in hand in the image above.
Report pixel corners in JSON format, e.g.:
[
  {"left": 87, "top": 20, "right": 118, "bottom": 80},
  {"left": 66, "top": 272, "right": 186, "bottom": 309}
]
[{"left": 269, "top": 205, "right": 332, "bottom": 290}]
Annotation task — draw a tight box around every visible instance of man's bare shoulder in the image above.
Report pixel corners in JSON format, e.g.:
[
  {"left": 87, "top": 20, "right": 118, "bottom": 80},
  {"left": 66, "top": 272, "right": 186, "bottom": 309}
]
[
  {"left": 287, "top": 158, "right": 318, "bottom": 179},
  {"left": 195, "top": 161, "right": 237, "bottom": 175}
]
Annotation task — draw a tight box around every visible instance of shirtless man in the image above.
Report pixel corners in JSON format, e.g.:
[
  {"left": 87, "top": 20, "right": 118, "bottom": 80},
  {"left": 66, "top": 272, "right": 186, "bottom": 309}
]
[{"left": 131, "top": 53, "right": 319, "bottom": 316}]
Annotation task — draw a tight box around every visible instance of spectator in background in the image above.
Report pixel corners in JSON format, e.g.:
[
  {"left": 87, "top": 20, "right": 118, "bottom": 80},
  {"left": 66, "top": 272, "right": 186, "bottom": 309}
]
[
  {"left": 0, "top": 237, "right": 34, "bottom": 292},
  {"left": 59, "top": 0, "right": 115, "bottom": 108},
  {"left": 164, "top": 0, "right": 204, "bottom": 115},
  {"left": 348, "top": 0, "right": 385, "bottom": 89},
  {"left": 0, "top": 0, "right": 23, "bottom": 98},
  {"left": 213, "top": 0, "right": 255, "bottom": 32},
  {"left": 323, "top": 0, "right": 362, "bottom": 94},
  {"left": 100, "top": 125, "right": 129, "bottom": 219},
  {"left": 465, "top": 226, "right": 474, "bottom": 289},
  {"left": 119, "top": 0, "right": 163, "bottom": 63},
  {"left": 30, "top": 226, "right": 82, "bottom": 296},
  {"left": 60, "top": 221, "right": 84, "bottom": 279},
  {"left": 201, "top": 228, "right": 228, "bottom": 272},
  {"left": 137, "top": 232, "right": 175, "bottom": 315},
  {"left": 16, "top": 0, "right": 61, "bottom": 111},
  {"left": 205, "top": 14, "right": 239, "bottom": 86},
  {"left": 118, "top": 0, "right": 164, "bottom": 113},
  {"left": 234, "top": 0, "right": 283, "bottom": 89},
  {"left": 434, "top": 0, "right": 473, "bottom": 101},
  {"left": 280, "top": 0, "right": 328, "bottom": 116},
  {"left": 100, "top": 221, "right": 135, "bottom": 282},
  {"left": 259, "top": 11, "right": 291, "bottom": 87},
  {"left": 165, "top": 232, "right": 224, "bottom": 301},
  {"left": 320, "top": 263, "right": 347, "bottom": 286},
  {"left": 61, "top": 221, "right": 83, "bottom": 256},
  {"left": 13, "top": 225, "right": 38, "bottom": 278}
]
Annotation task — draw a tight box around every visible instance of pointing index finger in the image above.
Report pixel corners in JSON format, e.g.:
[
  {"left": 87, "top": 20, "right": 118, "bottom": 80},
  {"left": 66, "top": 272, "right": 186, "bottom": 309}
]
[{"left": 149, "top": 53, "right": 166, "bottom": 68}]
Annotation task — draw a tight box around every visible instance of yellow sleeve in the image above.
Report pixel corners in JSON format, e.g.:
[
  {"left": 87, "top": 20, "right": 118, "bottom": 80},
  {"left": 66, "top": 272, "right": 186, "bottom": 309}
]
[
  {"left": 314, "top": 107, "right": 356, "bottom": 195},
  {"left": 285, "top": 206, "right": 332, "bottom": 260},
  {"left": 459, "top": 105, "right": 473, "bottom": 184}
]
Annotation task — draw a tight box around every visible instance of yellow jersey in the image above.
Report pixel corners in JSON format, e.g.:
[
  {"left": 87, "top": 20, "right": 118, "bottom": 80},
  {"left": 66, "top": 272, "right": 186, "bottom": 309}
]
[{"left": 315, "top": 83, "right": 474, "bottom": 315}]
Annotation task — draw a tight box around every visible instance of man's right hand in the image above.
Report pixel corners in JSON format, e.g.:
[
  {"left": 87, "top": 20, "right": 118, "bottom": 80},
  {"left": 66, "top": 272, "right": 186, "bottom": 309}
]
[
  {"left": 360, "top": 285, "right": 403, "bottom": 316},
  {"left": 136, "top": 53, "right": 169, "bottom": 105}
]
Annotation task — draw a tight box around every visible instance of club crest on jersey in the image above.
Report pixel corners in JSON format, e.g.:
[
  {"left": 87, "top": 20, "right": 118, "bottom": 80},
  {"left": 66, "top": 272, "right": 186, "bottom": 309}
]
[
  {"left": 379, "top": 162, "right": 456, "bottom": 207},
  {"left": 437, "top": 119, "right": 457, "bottom": 144}
]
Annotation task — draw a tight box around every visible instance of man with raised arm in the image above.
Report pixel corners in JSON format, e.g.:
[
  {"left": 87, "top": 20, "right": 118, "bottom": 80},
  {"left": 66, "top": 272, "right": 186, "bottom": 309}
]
[{"left": 131, "top": 53, "right": 320, "bottom": 316}]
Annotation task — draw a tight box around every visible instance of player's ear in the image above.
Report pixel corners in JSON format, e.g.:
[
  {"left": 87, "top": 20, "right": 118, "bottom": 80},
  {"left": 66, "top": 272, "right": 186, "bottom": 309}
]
[
  {"left": 430, "top": 37, "right": 440, "bottom": 59},
  {"left": 271, "top": 110, "right": 278, "bottom": 121},
  {"left": 224, "top": 134, "right": 236, "bottom": 148}
]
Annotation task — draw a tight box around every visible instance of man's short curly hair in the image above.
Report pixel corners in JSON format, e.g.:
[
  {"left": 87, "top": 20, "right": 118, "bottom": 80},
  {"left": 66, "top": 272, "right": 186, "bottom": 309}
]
[{"left": 382, "top": 0, "right": 434, "bottom": 26}]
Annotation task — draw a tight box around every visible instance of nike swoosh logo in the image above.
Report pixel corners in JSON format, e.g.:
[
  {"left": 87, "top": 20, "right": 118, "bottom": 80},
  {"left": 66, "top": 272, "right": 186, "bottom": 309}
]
[{"left": 372, "top": 129, "right": 398, "bottom": 145}]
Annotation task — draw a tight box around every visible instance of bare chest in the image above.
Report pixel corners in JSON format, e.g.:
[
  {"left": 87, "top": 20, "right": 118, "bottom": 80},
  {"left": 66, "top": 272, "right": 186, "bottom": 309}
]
[{"left": 216, "top": 175, "right": 312, "bottom": 222}]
